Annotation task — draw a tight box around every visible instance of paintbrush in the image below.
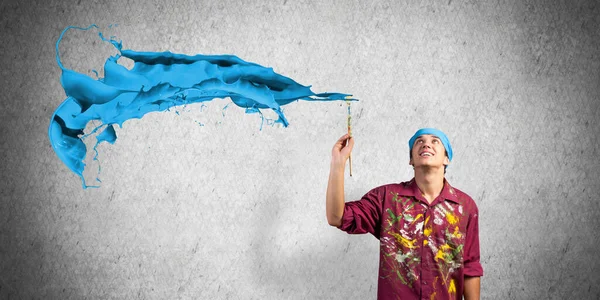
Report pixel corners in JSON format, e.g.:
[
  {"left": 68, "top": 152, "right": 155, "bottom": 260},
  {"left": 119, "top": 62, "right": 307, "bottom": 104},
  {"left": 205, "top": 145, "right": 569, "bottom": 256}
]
[{"left": 346, "top": 100, "right": 352, "bottom": 176}]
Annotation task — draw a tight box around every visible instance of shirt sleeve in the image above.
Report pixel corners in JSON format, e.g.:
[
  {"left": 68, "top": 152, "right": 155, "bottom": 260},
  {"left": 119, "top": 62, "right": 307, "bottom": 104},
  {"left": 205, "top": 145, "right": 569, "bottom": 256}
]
[
  {"left": 337, "top": 185, "right": 385, "bottom": 239},
  {"left": 463, "top": 204, "right": 484, "bottom": 277}
]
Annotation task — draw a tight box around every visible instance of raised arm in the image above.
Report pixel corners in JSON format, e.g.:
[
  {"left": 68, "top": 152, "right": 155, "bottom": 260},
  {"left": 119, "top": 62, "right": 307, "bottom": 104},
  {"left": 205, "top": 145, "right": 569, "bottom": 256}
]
[{"left": 326, "top": 134, "right": 354, "bottom": 227}]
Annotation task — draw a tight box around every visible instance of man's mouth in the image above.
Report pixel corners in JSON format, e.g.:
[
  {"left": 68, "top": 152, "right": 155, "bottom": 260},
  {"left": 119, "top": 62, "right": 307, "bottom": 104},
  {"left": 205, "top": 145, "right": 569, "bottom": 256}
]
[{"left": 420, "top": 152, "right": 433, "bottom": 157}]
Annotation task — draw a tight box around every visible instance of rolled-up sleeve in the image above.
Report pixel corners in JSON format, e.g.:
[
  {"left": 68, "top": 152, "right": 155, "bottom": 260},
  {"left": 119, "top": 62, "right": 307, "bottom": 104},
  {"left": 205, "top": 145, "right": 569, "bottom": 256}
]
[
  {"left": 463, "top": 207, "right": 484, "bottom": 277},
  {"left": 337, "top": 186, "right": 385, "bottom": 239}
]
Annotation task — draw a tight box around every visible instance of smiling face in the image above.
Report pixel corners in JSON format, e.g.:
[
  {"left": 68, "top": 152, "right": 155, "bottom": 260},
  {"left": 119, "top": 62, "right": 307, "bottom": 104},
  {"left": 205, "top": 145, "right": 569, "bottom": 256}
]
[{"left": 409, "top": 134, "right": 450, "bottom": 170}]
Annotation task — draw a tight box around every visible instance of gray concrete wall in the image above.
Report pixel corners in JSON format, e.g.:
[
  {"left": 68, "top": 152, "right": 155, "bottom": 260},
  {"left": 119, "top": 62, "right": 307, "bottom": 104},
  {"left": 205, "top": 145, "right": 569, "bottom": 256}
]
[{"left": 1, "top": 0, "right": 599, "bottom": 299}]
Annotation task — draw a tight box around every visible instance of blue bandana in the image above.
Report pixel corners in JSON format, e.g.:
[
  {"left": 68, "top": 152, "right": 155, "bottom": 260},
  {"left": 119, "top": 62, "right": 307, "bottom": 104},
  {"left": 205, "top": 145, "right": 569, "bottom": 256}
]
[{"left": 409, "top": 128, "right": 453, "bottom": 162}]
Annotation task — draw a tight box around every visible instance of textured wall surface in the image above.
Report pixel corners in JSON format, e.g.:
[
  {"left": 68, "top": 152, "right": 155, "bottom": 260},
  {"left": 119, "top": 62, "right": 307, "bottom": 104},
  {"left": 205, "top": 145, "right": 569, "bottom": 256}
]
[{"left": 1, "top": 0, "right": 599, "bottom": 299}]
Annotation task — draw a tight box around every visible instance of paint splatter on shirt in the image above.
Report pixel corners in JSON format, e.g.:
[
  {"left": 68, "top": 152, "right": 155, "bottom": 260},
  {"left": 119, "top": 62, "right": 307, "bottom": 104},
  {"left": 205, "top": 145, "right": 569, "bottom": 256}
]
[{"left": 338, "top": 178, "right": 483, "bottom": 300}]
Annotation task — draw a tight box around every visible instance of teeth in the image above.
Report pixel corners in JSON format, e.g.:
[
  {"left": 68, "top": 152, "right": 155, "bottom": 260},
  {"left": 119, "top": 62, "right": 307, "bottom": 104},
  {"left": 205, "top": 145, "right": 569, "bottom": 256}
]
[{"left": 421, "top": 153, "right": 432, "bottom": 157}]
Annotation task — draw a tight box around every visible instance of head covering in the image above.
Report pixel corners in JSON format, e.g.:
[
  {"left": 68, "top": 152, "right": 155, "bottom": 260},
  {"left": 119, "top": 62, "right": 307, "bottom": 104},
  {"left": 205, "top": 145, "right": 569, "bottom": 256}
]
[{"left": 409, "top": 128, "right": 453, "bottom": 162}]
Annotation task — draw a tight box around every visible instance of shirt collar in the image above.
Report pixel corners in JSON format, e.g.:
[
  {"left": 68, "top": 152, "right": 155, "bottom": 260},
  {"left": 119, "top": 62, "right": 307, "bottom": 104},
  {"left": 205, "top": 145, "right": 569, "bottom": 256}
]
[{"left": 399, "top": 178, "right": 460, "bottom": 204}]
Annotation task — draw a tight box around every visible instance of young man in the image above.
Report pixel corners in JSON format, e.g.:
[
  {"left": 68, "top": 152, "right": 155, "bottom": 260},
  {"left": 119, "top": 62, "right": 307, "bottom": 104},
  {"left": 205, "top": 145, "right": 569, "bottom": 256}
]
[{"left": 326, "top": 128, "right": 483, "bottom": 300}]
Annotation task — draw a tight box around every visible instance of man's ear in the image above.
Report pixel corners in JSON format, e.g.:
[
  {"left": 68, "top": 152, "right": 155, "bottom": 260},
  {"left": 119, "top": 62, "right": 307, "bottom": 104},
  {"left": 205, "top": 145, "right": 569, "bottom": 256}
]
[{"left": 443, "top": 156, "right": 450, "bottom": 166}]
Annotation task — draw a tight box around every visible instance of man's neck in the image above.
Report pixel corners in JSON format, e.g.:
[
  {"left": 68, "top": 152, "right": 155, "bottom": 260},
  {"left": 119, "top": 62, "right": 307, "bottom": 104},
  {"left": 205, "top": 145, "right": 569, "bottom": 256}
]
[{"left": 414, "top": 167, "right": 445, "bottom": 204}]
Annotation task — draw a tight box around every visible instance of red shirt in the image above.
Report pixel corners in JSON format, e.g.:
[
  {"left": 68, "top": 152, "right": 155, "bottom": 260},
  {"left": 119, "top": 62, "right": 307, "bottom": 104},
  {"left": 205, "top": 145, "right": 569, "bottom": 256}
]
[{"left": 338, "top": 178, "right": 483, "bottom": 300}]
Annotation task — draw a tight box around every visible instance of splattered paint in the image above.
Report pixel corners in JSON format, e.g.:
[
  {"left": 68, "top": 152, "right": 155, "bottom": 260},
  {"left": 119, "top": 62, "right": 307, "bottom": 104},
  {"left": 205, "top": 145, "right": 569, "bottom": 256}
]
[
  {"left": 49, "top": 25, "right": 356, "bottom": 188},
  {"left": 339, "top": 175, "right": 482, "bottom": 297},
  {"left": 373, "top": 180, "right": 475, "bottom": 298}
]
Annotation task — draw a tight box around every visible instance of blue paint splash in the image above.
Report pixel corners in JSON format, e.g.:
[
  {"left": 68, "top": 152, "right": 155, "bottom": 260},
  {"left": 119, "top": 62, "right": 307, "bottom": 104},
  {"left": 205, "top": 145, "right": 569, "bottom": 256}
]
[{"left": 49, "top": 25, "right": 356, "bottom": 188}]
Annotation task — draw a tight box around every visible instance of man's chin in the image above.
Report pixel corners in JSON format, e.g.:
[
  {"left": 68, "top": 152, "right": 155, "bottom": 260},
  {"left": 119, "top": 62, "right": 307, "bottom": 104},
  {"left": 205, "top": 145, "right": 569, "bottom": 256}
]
[{"left": 414, "top": 164, "right": 444, "bottom": 170}]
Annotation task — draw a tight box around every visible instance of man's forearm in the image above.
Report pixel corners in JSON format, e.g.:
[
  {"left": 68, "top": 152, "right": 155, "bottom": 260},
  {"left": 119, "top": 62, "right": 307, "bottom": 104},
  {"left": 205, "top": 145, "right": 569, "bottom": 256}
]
[
  {"left": 463, "top": 276, "right": 480, "bottom": 300},
  {"left": 326, "top": 163, "right": 345, "bottom": 227}
]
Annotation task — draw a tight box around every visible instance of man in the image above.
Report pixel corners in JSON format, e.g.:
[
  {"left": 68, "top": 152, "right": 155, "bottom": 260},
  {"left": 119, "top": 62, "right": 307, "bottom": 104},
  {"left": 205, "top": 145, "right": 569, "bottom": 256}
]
[{"left": 326, "top": 128, "right": 483, "bottom": 299}]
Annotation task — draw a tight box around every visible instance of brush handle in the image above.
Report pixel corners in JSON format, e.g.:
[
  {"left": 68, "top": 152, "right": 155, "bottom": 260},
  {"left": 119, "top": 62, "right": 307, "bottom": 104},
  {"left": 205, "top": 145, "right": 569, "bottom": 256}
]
[{"left": 346, "top": 100, "right": 352, "bottom": 177}]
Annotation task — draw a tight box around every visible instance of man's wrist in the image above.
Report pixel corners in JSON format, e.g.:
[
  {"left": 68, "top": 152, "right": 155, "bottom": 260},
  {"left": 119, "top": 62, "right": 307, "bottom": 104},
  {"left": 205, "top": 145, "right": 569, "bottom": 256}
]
[{"left": 330, "top": 161, "right": 346, "bottom": 173}]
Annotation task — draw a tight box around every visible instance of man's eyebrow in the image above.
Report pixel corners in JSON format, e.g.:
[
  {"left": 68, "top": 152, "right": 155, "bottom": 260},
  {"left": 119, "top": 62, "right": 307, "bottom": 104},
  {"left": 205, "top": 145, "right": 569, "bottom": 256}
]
[{"left": 416, "top": 135, "right": 441, "bottom": 141}]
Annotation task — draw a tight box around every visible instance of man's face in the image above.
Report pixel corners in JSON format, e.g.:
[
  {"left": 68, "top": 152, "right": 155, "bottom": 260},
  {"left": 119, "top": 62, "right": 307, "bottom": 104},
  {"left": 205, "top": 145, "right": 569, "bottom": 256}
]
[{"left": 409, "top": 134, "right": 450, "bottom": 169}]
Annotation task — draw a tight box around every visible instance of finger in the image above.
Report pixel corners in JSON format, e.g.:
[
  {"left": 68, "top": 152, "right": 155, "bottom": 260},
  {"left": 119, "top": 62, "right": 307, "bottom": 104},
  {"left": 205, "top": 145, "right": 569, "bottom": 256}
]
[
  {"left": 347, "top": 136, "right": 354, "bottom": 149},
  {"left": 342, "top": 136, "right": 354, "bottom": 153},
  {"left": 336, "top": 133, "right": 350, "bottom": 145},
  {"left": 333, "top": 134, "right": 349, "bottom": 150}
]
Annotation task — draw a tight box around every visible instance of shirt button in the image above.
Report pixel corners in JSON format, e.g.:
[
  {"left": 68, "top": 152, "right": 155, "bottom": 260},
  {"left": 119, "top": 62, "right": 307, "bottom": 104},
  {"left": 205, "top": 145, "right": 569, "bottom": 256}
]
[{"left": 423, "top": 281, "right": 427, "bottom": 285}]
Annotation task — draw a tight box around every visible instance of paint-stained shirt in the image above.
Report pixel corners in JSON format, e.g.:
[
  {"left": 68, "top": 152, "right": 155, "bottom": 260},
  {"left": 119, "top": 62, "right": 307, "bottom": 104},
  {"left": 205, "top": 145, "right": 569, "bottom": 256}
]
[{"left": 338, "top": 178, "right": 483, "bottom": 300}]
